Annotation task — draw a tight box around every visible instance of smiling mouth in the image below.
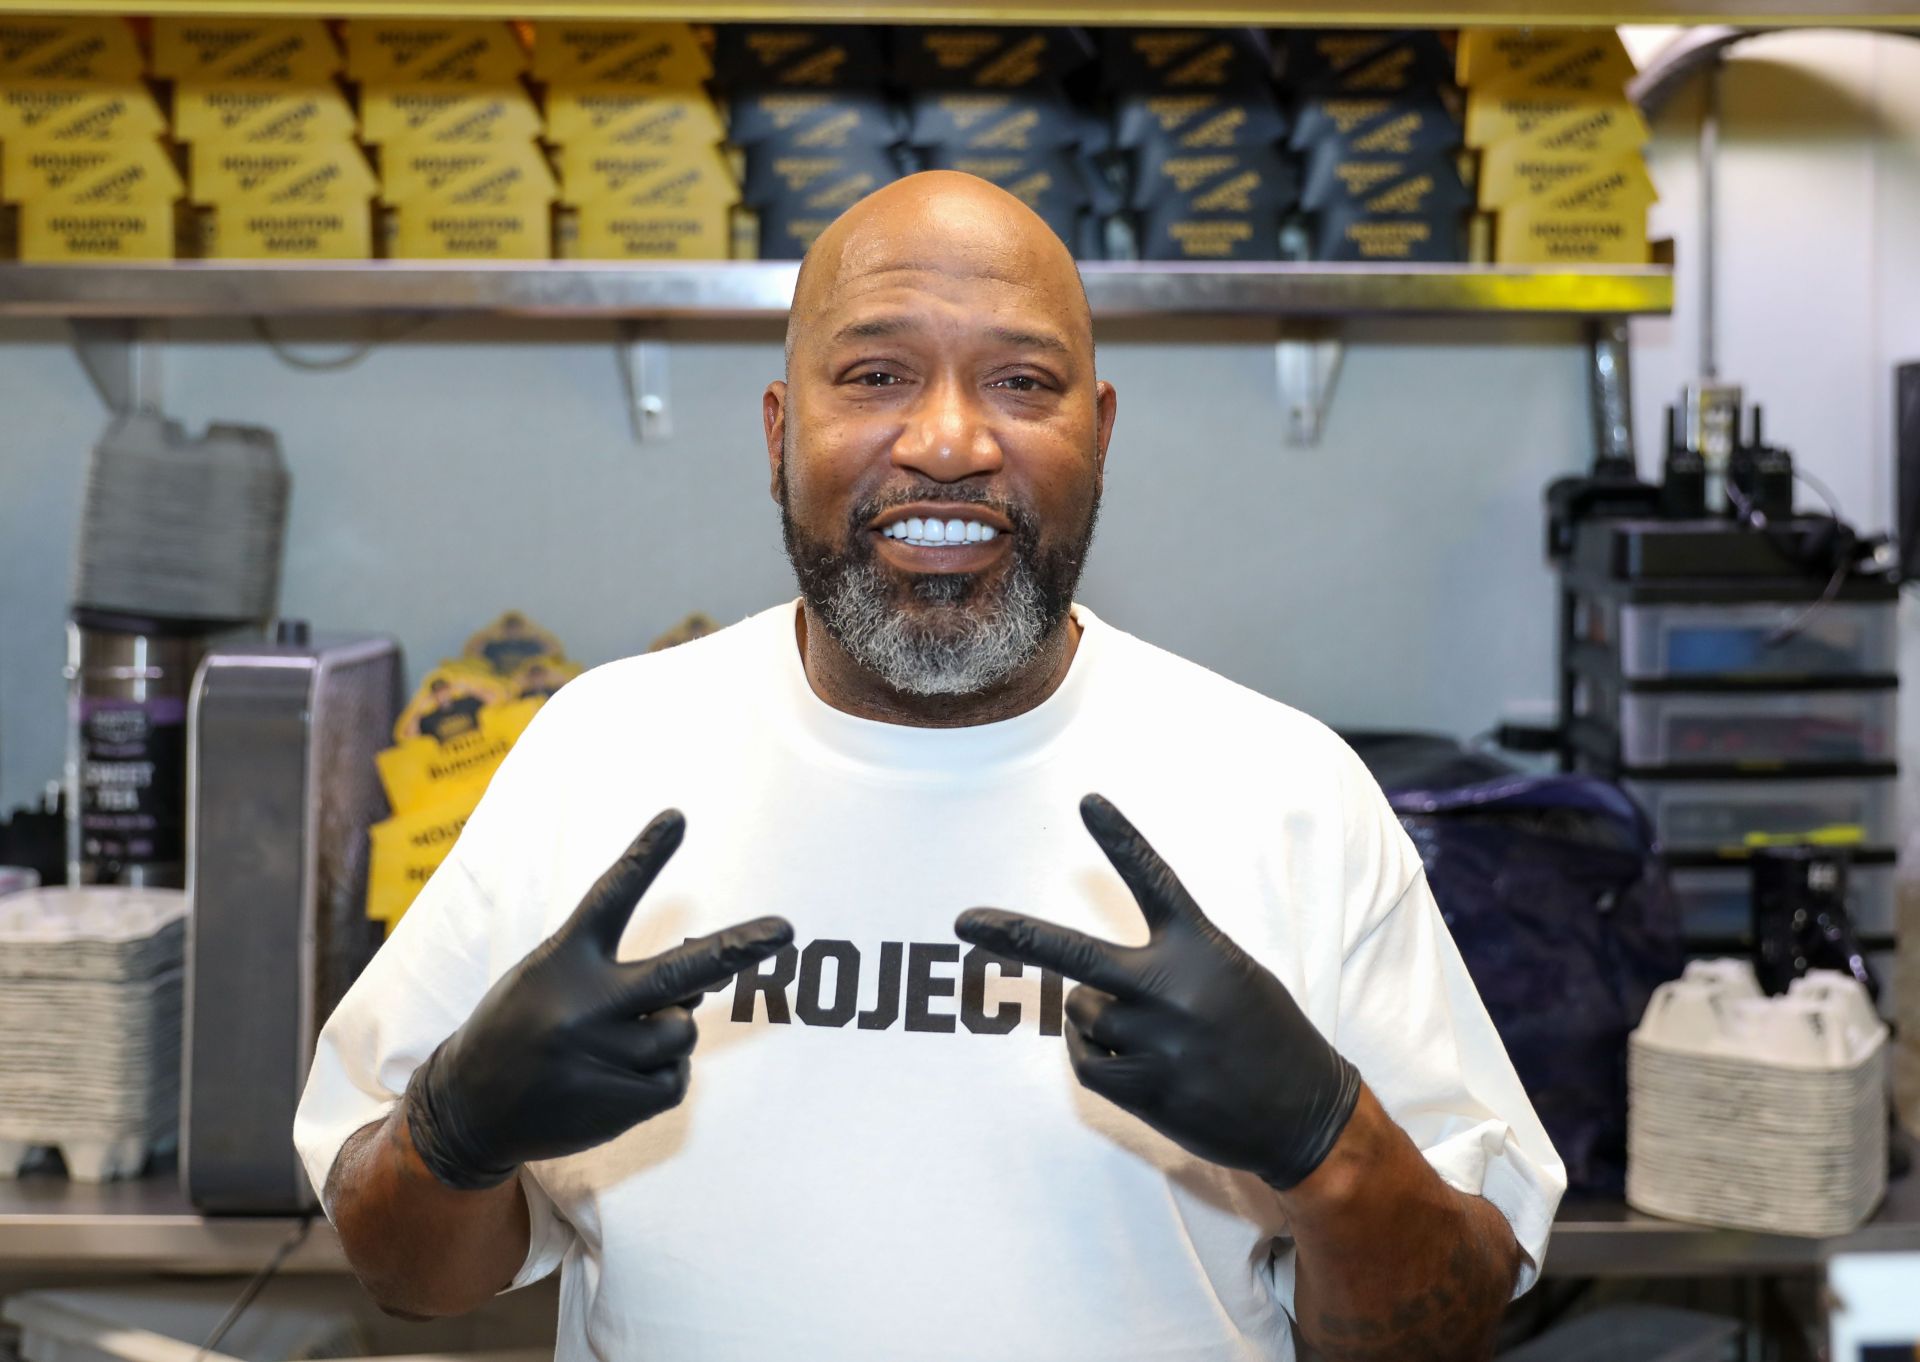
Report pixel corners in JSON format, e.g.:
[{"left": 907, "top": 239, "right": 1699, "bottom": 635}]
[{"left": 878, "top": 515, "right": 1001, "bottom": 548}]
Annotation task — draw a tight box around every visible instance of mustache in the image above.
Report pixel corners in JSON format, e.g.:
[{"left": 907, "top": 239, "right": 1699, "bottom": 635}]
[{"left": 847, "top": 484, "right": 1040, "bottom": 542}]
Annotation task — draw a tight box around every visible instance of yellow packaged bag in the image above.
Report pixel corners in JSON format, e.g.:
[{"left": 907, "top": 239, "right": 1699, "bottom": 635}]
[
  {"left": 377, "top": 695, "right": 542, "bottom": 814},
  {"left": 544, "top": 87, "right": 723, "bottom": 150},
  {"left": 532, "top": 21, "right": 711, "bottom": 88},
  {"left": 191, "top": 142, "right": 378, "bottom": 206},
  {"left": 346, "top": 21, "right": 529, "bottom": 84},
  {"left": 366, "top": 792, "right": 484, "bottom": 926},
  {"left": 173, "top": 82, "right": 357, "bottom": 147},
  {"left": 0, "top": 17, "right": 142, "bottom": 83},
  {"left": 0, "top": 82, "right": 166, "bottom": 146},
  {"left": 360, "top": 83, "right": 543, "bottom": 147},
  {"left": 152, "top": 19, "right": 341, "bottom": 84}
]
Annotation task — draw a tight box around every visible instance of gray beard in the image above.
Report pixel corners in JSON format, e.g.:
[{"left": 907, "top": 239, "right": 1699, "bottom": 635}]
[{"left": 815, "top": 558, "right": 1050, "bottom": 697}]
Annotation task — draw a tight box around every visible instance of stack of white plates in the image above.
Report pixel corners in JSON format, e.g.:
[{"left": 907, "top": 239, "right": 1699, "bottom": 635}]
[
  {"left": 0, "top": 887, "right": 187, "bottom": 1182},
  {"left": 1628, "top": 960, "right": 1887, "bottom": 1236},
  {"left": 74, "top": 412, "right": 288, "bottom": 625}
]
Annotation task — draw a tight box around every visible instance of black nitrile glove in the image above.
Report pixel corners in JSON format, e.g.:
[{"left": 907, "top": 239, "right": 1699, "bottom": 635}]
[
  {"left": 405, "top": 809, "right": 793, "bottom": 1191},
  {"left": 955, "top": 794, "right": 1361, "bottom": 1191}
]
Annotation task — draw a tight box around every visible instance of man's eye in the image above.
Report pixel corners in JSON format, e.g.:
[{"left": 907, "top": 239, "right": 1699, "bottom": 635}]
[
  {"left": 996, "top": 375, "right": 1041, "bottom": 393},
  {"left": 855, "top": 371, "right": 900, "bottom": 387}
]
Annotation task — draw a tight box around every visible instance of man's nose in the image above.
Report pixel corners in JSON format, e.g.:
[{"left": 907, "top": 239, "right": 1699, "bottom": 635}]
[{"left": 891, "top": 375, "right": 1003, "bottom": 482}]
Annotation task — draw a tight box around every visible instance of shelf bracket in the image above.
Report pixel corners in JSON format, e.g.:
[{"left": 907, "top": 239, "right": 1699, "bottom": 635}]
[
  {"left": 71, "top": 319, "right": 163, "bottom": 416},
  {"left": 616, "top": 320, "right": 672, "bottom": 444},
  {"left": 1274, "top": 325, "right": 1344, "bottom": 447}
]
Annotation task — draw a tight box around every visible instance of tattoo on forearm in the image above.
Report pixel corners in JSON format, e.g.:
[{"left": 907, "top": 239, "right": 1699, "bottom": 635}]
[{"left": 1301, "top": 1216, "right": 1515, "bottom": 1362}]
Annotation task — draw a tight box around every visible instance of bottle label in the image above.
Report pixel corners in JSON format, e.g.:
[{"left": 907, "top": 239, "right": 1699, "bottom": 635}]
[{"left": 75, "top": 694, "right": 186, "bottom": 866}]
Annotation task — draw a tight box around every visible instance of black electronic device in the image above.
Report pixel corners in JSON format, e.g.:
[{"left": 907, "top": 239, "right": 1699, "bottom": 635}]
[{"left": 1898, "top": 362, "right": 1920, "bottom": 581}]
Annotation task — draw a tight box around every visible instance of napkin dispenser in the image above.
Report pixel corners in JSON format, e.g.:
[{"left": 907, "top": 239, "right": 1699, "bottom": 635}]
[{"left": 182, "top": 625, "right": 402, "bottom": 1213}]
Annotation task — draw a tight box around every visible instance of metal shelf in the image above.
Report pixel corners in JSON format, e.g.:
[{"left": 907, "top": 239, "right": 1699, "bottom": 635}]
[
  {"left": 0, "top": 0, "right": 1915, "bottom": 22},
  {"left": 0, "top": 261, "right": 1673, "bottom": 320},
  {"left": 3, "top": 1162, "right": 1916, "bottom": 1278},
  {"left": 0, "top": 1165, "right": 347, "bottom": 1273}
]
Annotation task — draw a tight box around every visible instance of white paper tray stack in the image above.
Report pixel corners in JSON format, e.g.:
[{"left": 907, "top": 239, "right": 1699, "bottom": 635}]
[
  {"left": 1627, "top": 960, "right": 1888, "bottom": 1237},
  {"left": 0, "top": 888, "right": 188, "bottom": 1182}
]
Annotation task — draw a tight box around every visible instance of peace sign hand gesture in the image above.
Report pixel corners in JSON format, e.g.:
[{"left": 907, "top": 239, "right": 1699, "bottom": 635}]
[
  {"left": 405, "top": 809, "right": 794, "bottom": 1191},
  {"left": 955, "top": 794, "right": 1361, "bottom": 1191}
]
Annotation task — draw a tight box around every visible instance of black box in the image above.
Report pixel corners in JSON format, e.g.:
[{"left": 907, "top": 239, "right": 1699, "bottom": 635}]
[
  {"left": 908, "top": 88, "right": 1102, "bottom": 153},
  {"left": 1132, "top": 144, "right": 1296, "bottom": 261},
  {"left": 1280, "top": 30, "right": 1454, "bottom": 96},
  {"left": 1115, "top": 90, "right": 1286, "bottom": 156},
  {"left": 729, "top": 89, "right": 900, "bottom": 149},
  {"left": 713, "top": 26, "right": 887, "bottom": 88},
  {"left": 1101, "top": 28, "right": 1274, "bottom": 93},
  {"left": 1290, "top": 95, "right": 1460, "bottom": 158},
  {"left": 890, "top": 27, "right": 1093, "bottom": 88}
]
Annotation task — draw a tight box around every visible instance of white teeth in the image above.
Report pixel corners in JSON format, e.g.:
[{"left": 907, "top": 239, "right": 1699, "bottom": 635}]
[{"left": 882, "top": 516, "right": 1001, "bottom": 547}]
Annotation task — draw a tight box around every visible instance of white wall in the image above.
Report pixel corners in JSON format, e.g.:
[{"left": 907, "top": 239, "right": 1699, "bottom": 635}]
[{"left": 0, "top": 312, "right": 1590, "bottom": 811}]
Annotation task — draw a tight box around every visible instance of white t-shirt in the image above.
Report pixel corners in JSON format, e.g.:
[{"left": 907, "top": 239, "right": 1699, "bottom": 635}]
[{"left": 295, "top": 601, "right": 1566, "bottom": 1362}]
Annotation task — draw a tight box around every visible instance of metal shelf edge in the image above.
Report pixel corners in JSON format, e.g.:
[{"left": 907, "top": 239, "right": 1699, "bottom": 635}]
[
  {"left": 0, "top": 0, "right": 1914, "bottom": 22},
  {"left": 0, "top": 262, "right": 1674, "bottom": 319}
]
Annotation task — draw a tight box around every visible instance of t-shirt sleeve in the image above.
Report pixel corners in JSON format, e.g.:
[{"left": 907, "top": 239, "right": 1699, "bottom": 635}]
[
  {"left": 1328, "top": 758, "right": 1568, "bottom": 1298},
  {"left": 292, "top": 851, "right": 573, "bottom": 1292}
]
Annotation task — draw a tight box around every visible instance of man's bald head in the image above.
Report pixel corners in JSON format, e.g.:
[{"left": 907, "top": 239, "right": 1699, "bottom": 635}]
[{"left": 783, "top": 170, "right": 1093, "bottom": 377}]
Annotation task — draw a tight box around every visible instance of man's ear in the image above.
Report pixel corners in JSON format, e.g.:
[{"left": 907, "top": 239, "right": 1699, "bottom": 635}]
[
  {"left": 764, "top": 381, "right": 787, "bottom": 504},
  {"left": 1093, "top": 379, "right": 1118, "bottom": 481}
]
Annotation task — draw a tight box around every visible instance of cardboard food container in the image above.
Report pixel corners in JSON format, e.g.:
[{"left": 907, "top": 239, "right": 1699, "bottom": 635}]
[
  {"left": 1, "top": 137, "right": 179, "bottom": 202},
  {"left": 359, "top": 83, "right": 543, "bottom": 148},
  {"left": 1494, "top": 157, "right": 1656, "bottom": 263},
  {"left": 379, "top": 138, "right": 554, "bottom": 205},
  {"left": 728, "top": 89, "right": 899, "bottom": 150},
  {"left": 1282, "top": 29, "right": 1454, "bottom": 97},
  {"left": 889, "top": 26, "right": 1093, "bottom": 89},
  {"left": 19, "top": 198, "right": 179, "bottom": 261},
  {"left": 1291, "top": 95, "right": 1459, "bottom": 159},
  {"left": 1473, "top": 29, "right": 1635, "bottom": 99},
  {"left": 911, "top": 89, "right": 1104, "bottom": 154},
  {"left": 0, "top": 16, "right": 144, "bottom": 83},
  {"left": 346, "top": 20, "right": 529, "bottom": 85},
  {"left": 191, "top": 141, "right": 378, "bottom": 205},
  {"left": 532, "top": 21, "right": 712, "bottom": 88},
  {"left": 152, "top": 18, "right": 341, "bottom": 84},
  {"left": 1115, "top": 91, "right": 1284, "bottom": 155},
  {"left": 387, "top": 197, "right": 553, "bottom": 259},
  {"left": 196, "top": 200, "right": 373, "bottom": 259},
  {"left": 1099, "top": 28, "right": 1273, "bottom": 92},
  {"left": 0, "top": 82, "right": 166, "bottom": 147},
  {"left": 713, "top": 25, "right": 886, "bottom": 88},
  {"left": 545, "top": 87, "right": 725, "bottom": 150},
  {"left": 172, "top": 82, "right": 356, "bottom": 147}
]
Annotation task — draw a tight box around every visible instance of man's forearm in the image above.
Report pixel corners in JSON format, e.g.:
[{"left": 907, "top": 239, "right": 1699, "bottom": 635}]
[
  {"left": 325, "top": 1107, "right": 532, "bottom": 1318},
  {"left": 1282, "top": 1085, "right": 1522, "bottom": 1362}
]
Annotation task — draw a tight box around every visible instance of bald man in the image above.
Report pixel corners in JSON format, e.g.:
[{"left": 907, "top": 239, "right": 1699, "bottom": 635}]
[{"left": 298, "top": 172, "right": 1564, "bottom": 1362}]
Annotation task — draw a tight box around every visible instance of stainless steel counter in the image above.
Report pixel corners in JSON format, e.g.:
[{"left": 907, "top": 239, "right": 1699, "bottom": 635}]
[
  {"left": 0, "top": 1169, "right": 345, "bottom": 1274},
  {"left": 4, "top": 1165, "right": 1915, "bottom": 1279}
]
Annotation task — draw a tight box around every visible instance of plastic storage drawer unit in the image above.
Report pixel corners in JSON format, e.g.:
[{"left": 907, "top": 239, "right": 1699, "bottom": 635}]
[
  {"left": 1625, "top": 776, "right": 1899, "bottom": 851},
  {"left": 1577, "top": 678, "right": 1898, "bottom": 768},
  {"left": 1669, "top": 860, "right": 1897, "bottom": 939},
  {"left": 1577, "top": 598, "right": 1897, "bottom": 680}
]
